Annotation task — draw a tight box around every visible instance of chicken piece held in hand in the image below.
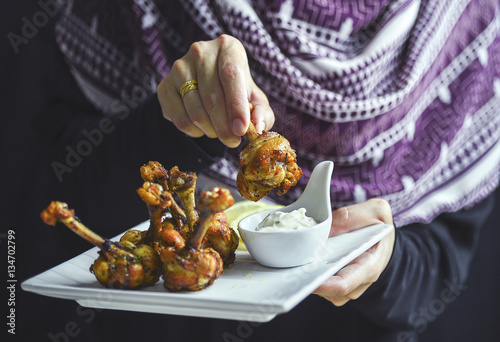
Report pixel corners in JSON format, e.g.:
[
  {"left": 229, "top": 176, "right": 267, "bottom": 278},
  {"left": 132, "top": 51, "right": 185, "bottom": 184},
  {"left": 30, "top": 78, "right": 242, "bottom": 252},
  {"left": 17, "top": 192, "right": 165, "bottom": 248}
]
[{"left": 237, "top": 113, "right": 303, "bottom": 201}]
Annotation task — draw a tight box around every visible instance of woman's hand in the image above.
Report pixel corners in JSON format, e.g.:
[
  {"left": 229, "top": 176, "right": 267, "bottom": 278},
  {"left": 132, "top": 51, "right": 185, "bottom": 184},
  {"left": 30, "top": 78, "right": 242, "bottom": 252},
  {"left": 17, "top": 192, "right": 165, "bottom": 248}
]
[
  {"left": 314, "top": 198, "right": 396, "bottom": 306},
  {"left": 157, "top": 34, "right": 274, "bottom": 148}
]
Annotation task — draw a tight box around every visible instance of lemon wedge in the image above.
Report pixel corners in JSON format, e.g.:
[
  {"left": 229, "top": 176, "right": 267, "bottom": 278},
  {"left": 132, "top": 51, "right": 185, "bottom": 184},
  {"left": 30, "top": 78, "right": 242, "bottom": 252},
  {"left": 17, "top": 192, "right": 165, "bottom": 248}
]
[{"left": 225, "top": 200, "right": 283, "bottom": 251}]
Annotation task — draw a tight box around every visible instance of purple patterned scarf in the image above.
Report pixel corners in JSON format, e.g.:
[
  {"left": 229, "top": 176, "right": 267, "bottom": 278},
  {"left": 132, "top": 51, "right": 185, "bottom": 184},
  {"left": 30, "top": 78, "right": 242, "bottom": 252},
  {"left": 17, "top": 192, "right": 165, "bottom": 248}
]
[{"left": 55, "top": 0, "right": 500, "bottom": 226}]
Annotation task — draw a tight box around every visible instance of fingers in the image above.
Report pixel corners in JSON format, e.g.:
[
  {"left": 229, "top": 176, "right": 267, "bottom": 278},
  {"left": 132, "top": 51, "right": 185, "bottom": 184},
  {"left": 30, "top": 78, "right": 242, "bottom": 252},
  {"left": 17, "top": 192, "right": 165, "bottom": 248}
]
[
  {"left": 188, "top": 41, "right": 222, "bottom": 139},
  {"left": 249, "top": 83, "right": 275, "bottom": 133},
  {"left": 313, "top": 229, "right": 395, "bottom": 306},
  {"left": 193, "top": 38, "right": 241, "bottom": 146},
  {"left": 217, "top": 34, "right": 251, "bottom": 137},
  {"left": 183, "top": 89, "right": 218, "bottom": 138},
  {"left": 315, "top": 282, "right": 372, "bottom": 306},
  {"left": 157, "top": 35, "right": 275, "bottom": 147},
  {"left": 312, "top": 198, "right": 396, "bottom": 306},
  {"left": 158, "top": 59, "right": 205, "bottom": 138},
  {"left": 330, "top": 198, "right": 393, "bottom": 236},
  {"left": 313, "top": 244, "right": 381, "bottom": 306}
]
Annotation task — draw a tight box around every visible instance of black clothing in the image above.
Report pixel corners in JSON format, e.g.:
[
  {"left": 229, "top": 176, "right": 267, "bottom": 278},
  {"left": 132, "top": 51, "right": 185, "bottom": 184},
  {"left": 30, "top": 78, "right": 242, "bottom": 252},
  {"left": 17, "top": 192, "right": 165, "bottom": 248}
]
[{"left": 2, "top": 3, "right": 500, "bottom": 342}]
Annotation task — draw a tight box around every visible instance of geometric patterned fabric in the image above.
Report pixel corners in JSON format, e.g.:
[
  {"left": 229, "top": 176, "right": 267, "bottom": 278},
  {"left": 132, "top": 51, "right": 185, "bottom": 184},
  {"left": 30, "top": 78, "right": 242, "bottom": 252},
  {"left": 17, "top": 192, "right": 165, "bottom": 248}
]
[{"left": 55, "top": 0, "right": 500, "bottom": 226}]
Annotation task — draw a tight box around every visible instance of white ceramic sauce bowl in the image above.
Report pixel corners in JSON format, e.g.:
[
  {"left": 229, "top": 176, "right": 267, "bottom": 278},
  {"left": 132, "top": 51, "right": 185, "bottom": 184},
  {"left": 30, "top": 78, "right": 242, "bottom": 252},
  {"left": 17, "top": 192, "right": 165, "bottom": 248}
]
[{"left": 238, "top": 161, "right": 334, "bottom": 268}]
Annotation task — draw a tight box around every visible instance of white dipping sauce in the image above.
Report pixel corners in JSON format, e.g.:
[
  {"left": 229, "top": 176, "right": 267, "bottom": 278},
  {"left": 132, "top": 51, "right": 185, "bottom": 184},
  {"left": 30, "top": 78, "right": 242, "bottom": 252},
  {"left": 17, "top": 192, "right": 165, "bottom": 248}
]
[{"left": 256, "top": 208, "right": 317, "bottom": 232}]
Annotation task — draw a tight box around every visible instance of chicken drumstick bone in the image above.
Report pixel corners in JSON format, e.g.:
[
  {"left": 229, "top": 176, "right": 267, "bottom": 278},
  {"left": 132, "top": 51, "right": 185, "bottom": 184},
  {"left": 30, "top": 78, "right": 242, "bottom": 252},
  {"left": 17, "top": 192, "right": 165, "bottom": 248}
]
[
  {"left": 41, "top": 201, "right": 161, "bottom": 289},
  {"left": 160, "top": 187, "right": 234, "bottom": 291}
]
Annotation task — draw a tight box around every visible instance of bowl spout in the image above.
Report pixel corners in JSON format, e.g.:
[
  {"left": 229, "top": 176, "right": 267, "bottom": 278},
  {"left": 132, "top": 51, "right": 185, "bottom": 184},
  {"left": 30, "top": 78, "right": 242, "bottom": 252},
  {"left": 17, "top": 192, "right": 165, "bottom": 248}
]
[{"left": 292, "top": 161, "right": 334, "bottom": 223}]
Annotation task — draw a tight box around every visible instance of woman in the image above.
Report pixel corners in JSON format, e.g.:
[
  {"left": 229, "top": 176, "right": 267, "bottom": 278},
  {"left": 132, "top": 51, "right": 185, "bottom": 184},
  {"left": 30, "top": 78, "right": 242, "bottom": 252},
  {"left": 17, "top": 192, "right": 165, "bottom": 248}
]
[
  {"left": 151, "top": 0, "right": 500, "bottom": 332},
  {"left": 11, "top": 0, "right": 499, "bottom": 341}
]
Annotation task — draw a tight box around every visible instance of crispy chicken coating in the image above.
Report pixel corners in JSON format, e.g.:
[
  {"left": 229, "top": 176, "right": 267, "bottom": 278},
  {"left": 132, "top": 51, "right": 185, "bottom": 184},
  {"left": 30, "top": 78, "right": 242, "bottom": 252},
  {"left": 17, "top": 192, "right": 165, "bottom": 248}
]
[
  {"left": 203, "top": 212, "right": 239, "bottom": 266},
  {"left": 140, "top": 161, "right": 170, "bottom": 190},
  {"left": 237, "top": 121, "right": 303, "bottom": 201},
  {"left": 168, "top": 166, "right": 199, "bottom": 232},
  {"left": 41, "top": 201, "right": 161, "bottom": 289},
  {"left": 42, "top": 162, "right": 239, "bottom": 292},
  {"left": 160, "top": 187, "right": 234, "bottom": 291}
]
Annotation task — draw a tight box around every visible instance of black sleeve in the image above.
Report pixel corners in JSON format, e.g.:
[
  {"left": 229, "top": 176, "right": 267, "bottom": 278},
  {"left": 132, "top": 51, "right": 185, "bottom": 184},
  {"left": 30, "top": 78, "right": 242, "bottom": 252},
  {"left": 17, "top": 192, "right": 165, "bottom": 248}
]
[
  {"left": 41, "top": 92, "right": 226, "bottom": 180},
  {"left": 348, "top": 194, "right": 495, "bottom": 331}
]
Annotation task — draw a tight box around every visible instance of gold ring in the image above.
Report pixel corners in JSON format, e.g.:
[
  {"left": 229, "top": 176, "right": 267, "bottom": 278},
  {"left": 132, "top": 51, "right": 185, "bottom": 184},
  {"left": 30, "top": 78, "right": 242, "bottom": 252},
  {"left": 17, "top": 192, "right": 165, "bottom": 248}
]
[{"left": 180, "top": 80, "right": 198, "bottom": 99}]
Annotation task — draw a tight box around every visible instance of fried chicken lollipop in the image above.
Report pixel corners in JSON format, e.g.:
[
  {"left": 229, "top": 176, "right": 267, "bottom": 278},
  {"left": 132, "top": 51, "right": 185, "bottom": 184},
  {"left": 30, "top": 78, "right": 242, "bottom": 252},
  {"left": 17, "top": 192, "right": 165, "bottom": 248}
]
[
  {"left": 203, "top": 212, "right": 239, "bottom": 266},
  {"left": 237, "top": 105, "right": 303, "bottom": 201},
  {"left": 121, "top": 162, "right": 188, "bottom": 248},
  {"left": 129, "top": 161, "right": 239, "bottom": 267},
  {"left": 140, "top": 161, "right": 188, "bottom": 229},
  {"left": 137, "top": 162, "right": 196, "bottom": 238},
  {"left": 159, "top": 187, "right": 234, "bottom": 291},
  {"left": 121, "top": 181, "right": 185, "bottom": 250},
  {"left": 168, "top": 166, "right": 199, "bottom": 233},
  {"left": 41, "top": 201, "right": 161, "bottom": 289}
]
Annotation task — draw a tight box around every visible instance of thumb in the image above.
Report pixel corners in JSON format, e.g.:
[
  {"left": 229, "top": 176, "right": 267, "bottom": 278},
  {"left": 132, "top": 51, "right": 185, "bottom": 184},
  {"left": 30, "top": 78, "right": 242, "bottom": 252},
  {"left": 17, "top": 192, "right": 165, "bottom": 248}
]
[
  {"left": 330, "top": 198, "right": 392, "bottom": 237},
  {"left": 248, "top": 82, "right": 274, "bottom": 134}
]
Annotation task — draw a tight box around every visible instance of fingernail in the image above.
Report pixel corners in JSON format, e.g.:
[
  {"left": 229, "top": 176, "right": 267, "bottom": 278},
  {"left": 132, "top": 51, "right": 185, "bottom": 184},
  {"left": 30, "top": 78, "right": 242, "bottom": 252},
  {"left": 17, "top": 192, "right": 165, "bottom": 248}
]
[
  {"left": 232, "top": 118, "right": 246, "bottom": 136},
  {"left": 224, "top": 138, "right": 241, "bottom": 148},
  {"left": 256, "top": 121, "right": 265, "bottom": 134}
]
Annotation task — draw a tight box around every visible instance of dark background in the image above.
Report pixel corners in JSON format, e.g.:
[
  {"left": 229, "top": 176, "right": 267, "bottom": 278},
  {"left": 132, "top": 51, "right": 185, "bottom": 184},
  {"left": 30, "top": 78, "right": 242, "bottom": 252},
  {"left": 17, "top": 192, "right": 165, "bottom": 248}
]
[{"left": 2, "top": 2, "right": 499, "bottom": 341}]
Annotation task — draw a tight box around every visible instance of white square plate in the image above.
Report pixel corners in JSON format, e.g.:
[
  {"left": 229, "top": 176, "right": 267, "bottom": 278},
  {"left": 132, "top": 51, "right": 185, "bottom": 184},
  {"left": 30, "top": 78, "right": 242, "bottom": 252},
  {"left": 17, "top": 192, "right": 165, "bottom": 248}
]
[{"left": 21, "top": 221, "right": 393, "bottom": 322}]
